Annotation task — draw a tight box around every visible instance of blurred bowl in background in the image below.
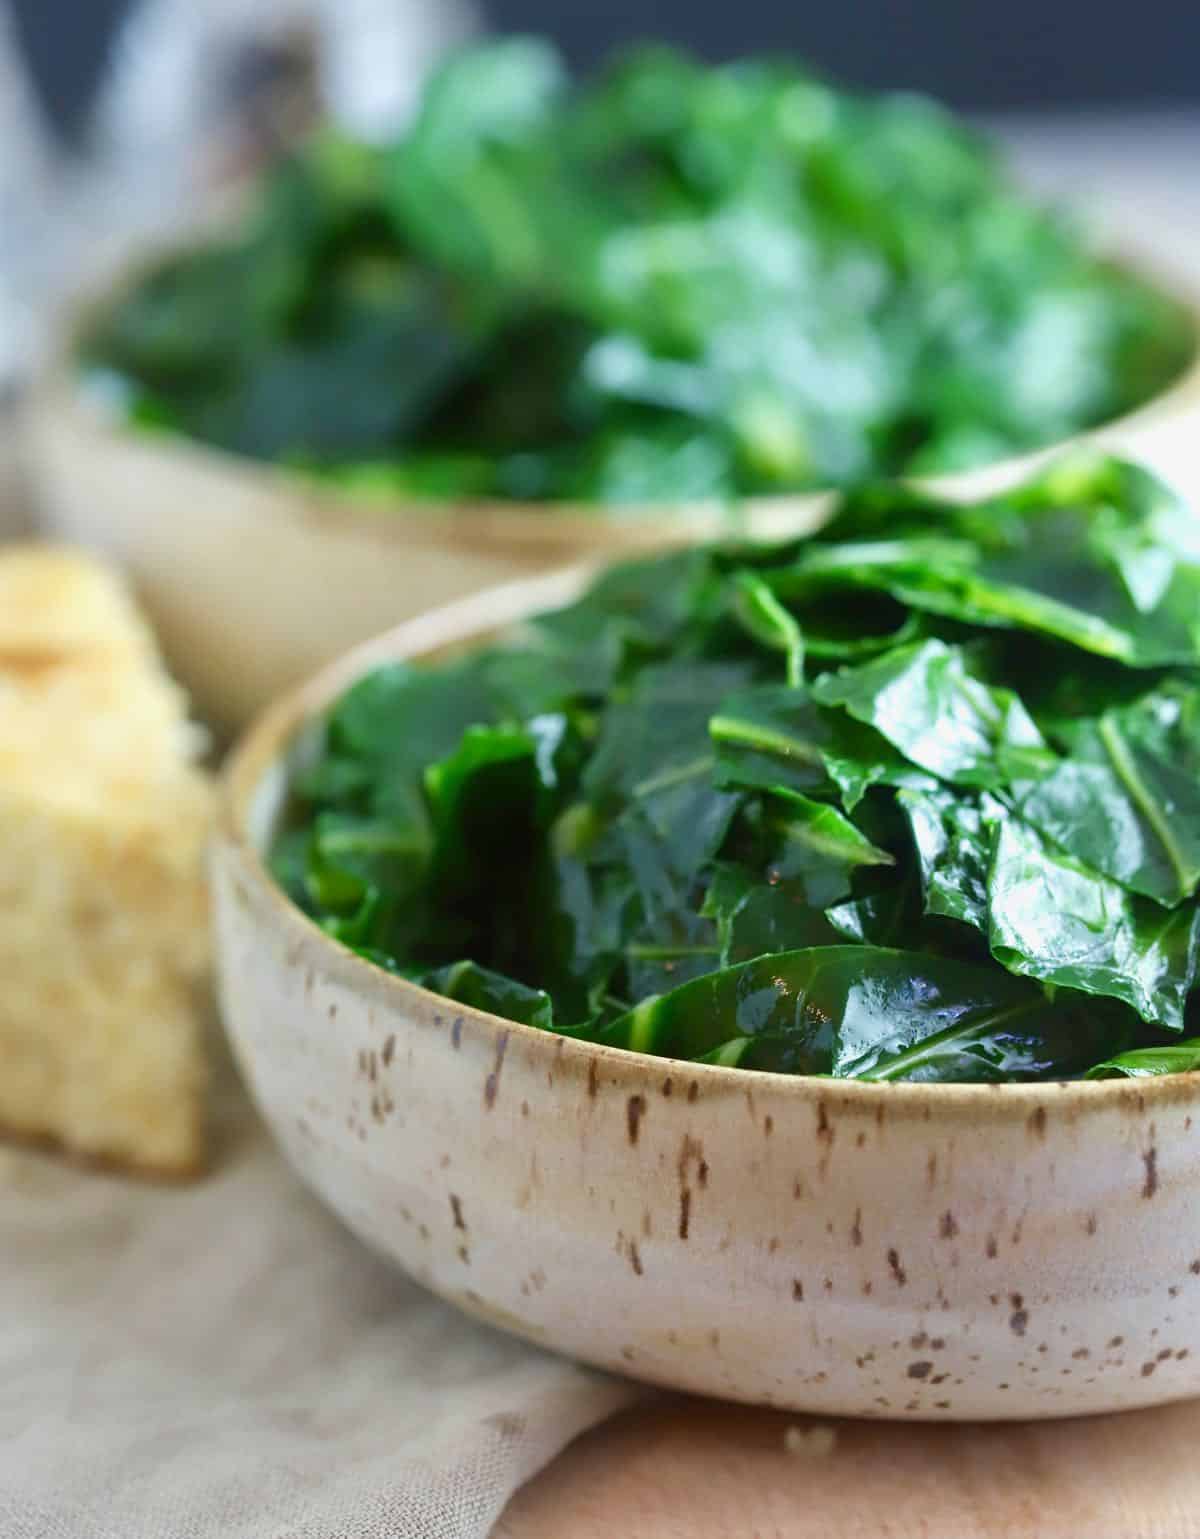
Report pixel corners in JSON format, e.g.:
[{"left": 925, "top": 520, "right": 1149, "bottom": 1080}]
[
  {"left": 0, "top": 381, "right": 33, "bottom": 539},
  {"left": 25, "top": 252, "right": 1200, "bottom": 735}
]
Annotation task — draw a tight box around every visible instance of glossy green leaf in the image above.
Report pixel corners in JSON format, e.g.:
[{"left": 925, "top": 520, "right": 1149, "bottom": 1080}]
[
  {"left": 987, "top": 817, "right": 1200, "bottom": 1029},
  {"left": 709, "top": 683, "right": 933, "bottom": 810},
  {"left": 812, "top": 639, "right": 1053, "bottom": 788},
  {"left": 702, "top": 791, "right": 891, "bottom": 965},
  {"left": 1019, "top": 683, "right": 1200, "bottom": 906},
  {"left": 899, "top": 787, "right": 997, "bottom": 932},
  {"left": 843, "top": 977, "right": 1132, "bottom": 1083},
  {"left": 597, "top": 947, "right": 850, "bottom": 1071},
  {"left": 601, "top": 945, "right": 1126, "bottom": 1083},
  {"left": 764, "top": 792, "right": 894, "bottom": 888},
  {"left": 780, "top": 457, "right": 1200, "bottom": 667},
  {"left": 272, "top": 453, "right": 1200, "bottom": 1082},
  {"left": 1085, "top": 1039, "right": 1200, "bottom": 1079},
  {"left": 824, "top": 880, "right": 919, "bottom": 947}
]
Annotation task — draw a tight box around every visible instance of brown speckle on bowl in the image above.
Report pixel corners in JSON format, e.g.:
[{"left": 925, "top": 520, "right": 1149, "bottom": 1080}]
[
  {"left": 483, "top": 1030, "right": 509, "bottom": 1109},
  {"left": 1143, "top": 1144, "right": 1159, "bottom": 1199}
]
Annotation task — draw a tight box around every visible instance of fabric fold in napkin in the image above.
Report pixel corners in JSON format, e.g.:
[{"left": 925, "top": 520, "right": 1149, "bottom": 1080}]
[{"left": 0, "top": 1072, "right": 638, "bottom": 1539}]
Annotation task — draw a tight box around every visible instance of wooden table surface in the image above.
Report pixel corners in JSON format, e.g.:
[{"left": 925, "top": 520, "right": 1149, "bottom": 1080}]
[{"left": 498, "top": 1393, "right": 1200, "bottom": 1538}]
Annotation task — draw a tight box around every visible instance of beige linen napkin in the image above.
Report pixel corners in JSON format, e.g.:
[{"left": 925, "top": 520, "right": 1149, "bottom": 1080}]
[{"left": 0, "top": 1078, "right": 637, "bottom": 1538}]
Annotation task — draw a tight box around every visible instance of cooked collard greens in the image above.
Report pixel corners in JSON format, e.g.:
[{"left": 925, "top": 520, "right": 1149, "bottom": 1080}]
[
  {"left": 272, "top": 454, "right": 1200, "bottom": 1082},
  {"left": 85, "top": 40, "right": 1192, "bottom": 504}
]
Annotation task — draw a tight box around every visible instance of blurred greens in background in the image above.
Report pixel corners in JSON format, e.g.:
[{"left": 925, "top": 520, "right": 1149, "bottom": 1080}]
[{"left": 84, "top": 39, "right": 1195, "bottom": 506}]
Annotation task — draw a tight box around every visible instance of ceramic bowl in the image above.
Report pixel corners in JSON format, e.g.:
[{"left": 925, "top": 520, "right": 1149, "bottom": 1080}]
[
  {"left": 27, "top": 253, "right": 1200, "bottom": 734},
  {"left": 213, "top": 569, "right": 1200, "bottom": 1423}
]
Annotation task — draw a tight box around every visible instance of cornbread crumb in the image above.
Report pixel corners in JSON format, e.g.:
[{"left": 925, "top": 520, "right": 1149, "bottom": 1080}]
[
  {"left": 0, "top": 546, "right": 212, "bottom": 1176},
  {"left": 784, "top": 1423, "right": 838, "bottom": 1458}
]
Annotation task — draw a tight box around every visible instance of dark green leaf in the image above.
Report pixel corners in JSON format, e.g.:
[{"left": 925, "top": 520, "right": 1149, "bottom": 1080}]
[
  {"left": 701, "top": 790, "right": 892, "bottom": 966},
  {"left": 271, "top": 452, "right": 1200, "bottom": 1083},
  {"left": 702, "top": 862, "right": 841, "bottom": 964},
  {"left": 824, "top": 877, "right": 919, "bottom": 947},
  {"left": 812, "top": 639, "right": 1053, "bottom": 788},
  {"left": 710, "top": 685, "right": 833, "bottom": 799},
  {"left": 782, "top": 456, "right": 1200, "bottom": 667},
  {"left": 1018, "top": 683, "right": 1200, "bottom": 906},
  {"left": 987, "top": 817, "right": 1200, "bottom": 1029},
  {"left": 305, "top": 810, "right": 429, "bottom": 913},
  {"left": 600, "top": 945, "right": 1126, "bottom": 1083},
  {"left": 899, "top": 786, "right": 997, "bottom": 931},
  {"left": 597, "top": 946, "right": 851, "bottom": 1071},
  {"left": 91, "top": 44, "right": 1193, "bottom": 500},
  {"left": 419, "top": 960, "right": 555, "bottom": 1029},
  {"left": 841, "top": 972, "right": 1132, "bottom": 1083}
]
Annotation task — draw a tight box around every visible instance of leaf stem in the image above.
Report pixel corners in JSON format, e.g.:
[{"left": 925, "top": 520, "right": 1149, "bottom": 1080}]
[{"left": 1098, "top": 712, "right": 1189, "bottom": 898}]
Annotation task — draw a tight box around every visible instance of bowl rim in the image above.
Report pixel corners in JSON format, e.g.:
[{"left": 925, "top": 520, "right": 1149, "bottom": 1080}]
[
  {"left": 218, "top": 563, "right": 1200, "bottom": 1119},
  {"left": 34, "top": 231, "right": 1200, "bottom": 552}
]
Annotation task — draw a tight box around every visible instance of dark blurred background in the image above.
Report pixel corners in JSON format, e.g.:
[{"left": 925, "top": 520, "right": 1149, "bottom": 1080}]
[
  {"left": 11, "top": 0, "right": 1200, "bottom": 146},
  {"left": 492, "top": 0, "right": 1200, "bottom": 109}
]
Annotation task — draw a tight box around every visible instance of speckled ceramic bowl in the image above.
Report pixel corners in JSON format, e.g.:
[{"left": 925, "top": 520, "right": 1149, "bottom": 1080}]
[
  {"left": 213, "top": 570, "right": 1200, "bottom": 1423},
  {"left": 27, "top": 250, "right": 1200, "bottom": 734}
]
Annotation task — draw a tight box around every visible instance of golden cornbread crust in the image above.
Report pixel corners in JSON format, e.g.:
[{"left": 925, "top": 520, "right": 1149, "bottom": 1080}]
[{"left": 0, "top": 546, "right": 213, "bottom": 1177}]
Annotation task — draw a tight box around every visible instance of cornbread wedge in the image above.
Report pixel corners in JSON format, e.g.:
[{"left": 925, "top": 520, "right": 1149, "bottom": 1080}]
[{"left": 0, "top": 546, "right": 212, "bottom": 1176}]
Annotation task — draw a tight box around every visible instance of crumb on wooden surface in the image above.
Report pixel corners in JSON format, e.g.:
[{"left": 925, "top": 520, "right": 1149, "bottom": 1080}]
[{"left": 784, "top": 1423, "right": 837, "bottom": 1458}]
